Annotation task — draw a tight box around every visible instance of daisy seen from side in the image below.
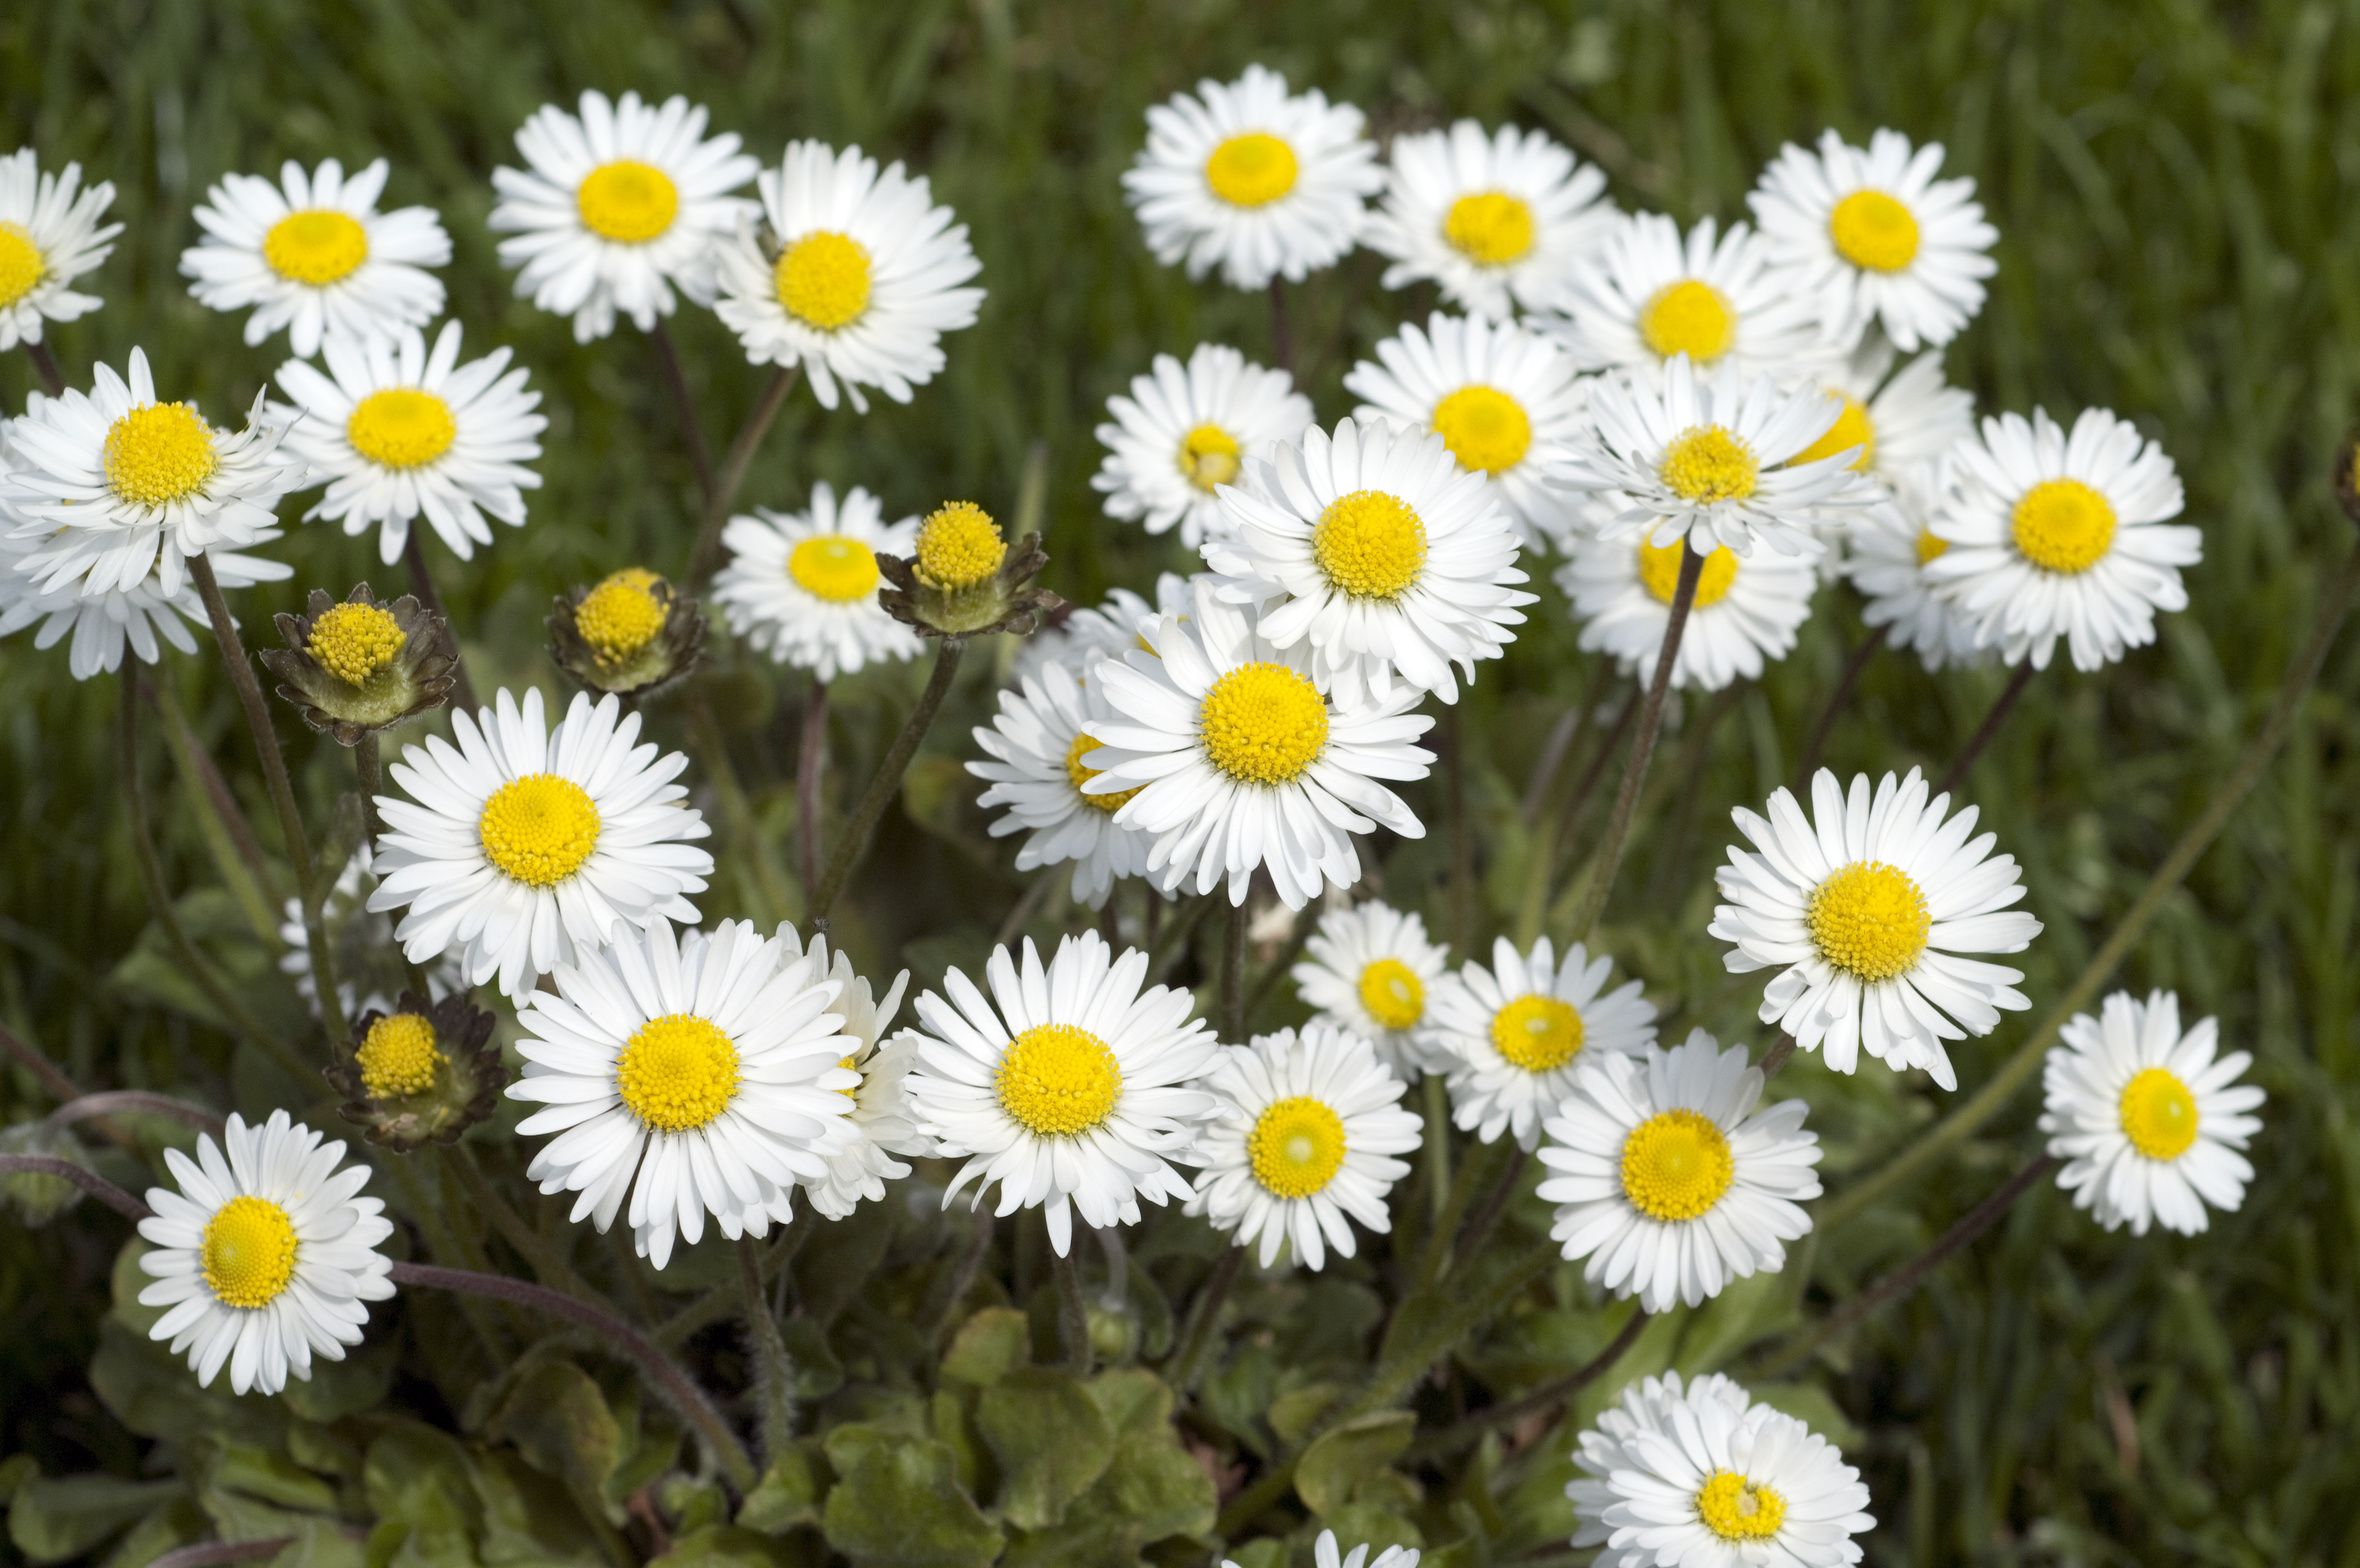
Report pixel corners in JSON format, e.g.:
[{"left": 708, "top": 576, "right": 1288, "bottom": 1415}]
[
  {"left": 1558, "top": 519, "right": 1818, "bottom": 692},
  {"left": 712, "top": 481, "right": 922, "bottom": 680},
  {"left": 0, "top": 148, "right": 121, "bottom": 351},
  {"left": 1008, "top": 574, "right": 1182, "bottom": 694},
  {"left": 969, "top": 657, "right": 1158, "bottom": 910},
  {"left": 1545, "top": 212, "right": 1828, "bottom": 384},
  {"left": 1364, "top": 119, "right": 1614, "bottom": 320},
  {"left": 1290, "top": 898, "right": 1451, "bottom": 1079},
  {"left": 1429, "top": 936, "right": 1656, "bottom": 1150},
  {"left": 1092, "top": 343, "right": 1312, "bottom": 549},
  {"left": 773, "top": 926, "right": 927, "bottom": 1221},
  {"left": 1844, "top": 460, "right": 1988, "bottom": 671}
]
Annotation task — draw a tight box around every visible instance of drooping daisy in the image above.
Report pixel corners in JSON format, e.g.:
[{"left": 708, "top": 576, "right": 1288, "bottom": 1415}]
[
  {"left": 509, "top": 919, "right": 859, "bottom": 1268},
  {"left": 1364, "top": 120, "right": 1614, "bottom": 320},
  {"left": 180, "top": 157, "right": 450, "bottom": 358},
  {"left": 489, "top": 90, "right": 758, "bottom": 343},
  {"left": 1537, "top": 1030, "right": 1821, "bottom": 1313},
  {"left": 1844, "top": 463, "right": 1988, "bottom": 671},
  {"left": 1188, "top": 1022, "right": 1423, "bottom": 1270},
  {"left": 1202, "top": 414, "right": 1535, "bottom": 705},
  {"left": 713, "top": 140, "right": 984, "bottom": 412},
  {"left": 1121, "top": 64, "right": 1382, "bottom": 291},
  {"left": 1710, "top": 767, "right": 2041, "bottom": 1090},
  {"left": 1569, "top": 1370, "right": 1875, "bottom": 1567},
  {"left": 1225, "top": 1531, "right": 1419, "bottom": 1568},
  {"left": 712, "top": 481, "right": 922, "bottom": 679},
  {"left": 970, "top": 659, "right": 1158, "bottom": 909},
  {"left": 2039, "top": 989, "right": 2263, "bottom": 1237},
  {"left": 1749, "top": 128, "right": 1999, "bottom": 353},
  {"left": 1082, "top": 582, "right": 1434, "bottom": 910},
  {"left": 1344, "top": 312, "right": 1589, "bottom": 548},
  {"left": 1092, "top": 344, "right": 1312, "bottom": 548},
  {"left": 1290, "top": 899, "right": 1451, "bottom": 1079},
  {"left": 1429, "top": 937, "right": 1656, "bottom": 1150},
  {"left": 773, "top": 926, "right": 928, "bottom": 1221},
  {"left": 368, "top": 686, "right": 715, "bottom": 1004},
  {"left": 902, "top": 931, "right": 1219, "bottom": 1255},
  {"left": 135, "top": 1110, "right": 395, "bottom": 1397},
  {"left": 0, "top": 149, "right": 121, "bottom": 351},
  {"left": 1923, "top": 406, "right": 2198, "bottom": 672},
  {"left": 1558, "top": 522, "right": 1817, "bottom": 691},
  {"left": 272, "top": 319, "right": 545, "bottom": 565},
  {"left": 1545, "top": 212, "right": 1828, "bottom": 384}
]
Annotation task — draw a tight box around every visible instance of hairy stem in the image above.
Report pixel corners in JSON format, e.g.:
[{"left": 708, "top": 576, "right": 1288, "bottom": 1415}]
[
  {"left": 0, "top": 1154, "right": 153, "bottom": 1220},
  {"left": 810, "top": 639, "right": 966, "bottom": 925},
  {"left": 1935, "top": 658, "right": 2037, "bottom": 797},
  {"left": 1794, "top": 623, "right": 1888, "bottom": 789},
  {"left": 1220, "top": 893, "right": 1249, "bottom": 1043},
  {"left": 1050, "top": 1240, "right": 1093, "bottom": 1377},
  {"left": 355, "top": 733, "right": 385, "bottom": 847},
  {"left": 443, "top": 1145, "right": 603, "bottom": 1305},
  {"left": 738, "top": 1234, "right": 798, "bottom": 1464},
  {"left": 401, "top": 533, "right": 478, "bottom": 716},
  {"left": 1421, "top": 1075, "right": 1452, "bottom": 1233},
  {"left": 797, "top": 675, "right": 829, "bottom": 895},
  {"left": 1406, "top": 1307, "right": 1650, "bottom": 1460},
  {"left": 46, "top": 1090, "right": 224, "bottom": 1137},
  {"left": 650, "top": 318, "right": 717, "bottom": 509},
  {"left": 1449, "top": 1145, "right": 1530, "bottom": 1279},
  {"left": 1420, "top": 1133, "right": 1511, "bottom": 1286},
  {"left": 689, "top": 365, "right": 798, "bottom": 585},
  {"left": 1267, "top": 278, "right": 1294, "bottom": 377},
  {"left": 24, "top": 340, "right": 64, "bottom": 396}
]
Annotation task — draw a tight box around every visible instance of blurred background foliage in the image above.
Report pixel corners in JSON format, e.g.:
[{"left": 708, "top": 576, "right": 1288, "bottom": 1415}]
[{"left": 3, "top": 0, "right": 2360, "bottom": 1564}]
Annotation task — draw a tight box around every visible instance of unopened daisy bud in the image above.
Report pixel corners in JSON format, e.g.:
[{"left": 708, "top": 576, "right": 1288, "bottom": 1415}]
[
  {"left": 878, "top": 499, "right": 1062, "bottom": 638},
  {"left": 261, "top": 583, "right": 457, "bottom": 746},
  {"left": 547, "top": 566, "right": 707, "bottom": 700},
  {"left": 325, "top": 990, "right": 505, "bottom": 1152}
]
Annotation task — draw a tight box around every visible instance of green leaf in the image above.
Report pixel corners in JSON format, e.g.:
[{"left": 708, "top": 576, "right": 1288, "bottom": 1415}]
[
  {"left": 8, "top": 1474, "right": 182, "bottom": 1564},
  {"left": 96, "top": 1495, "right": 209, "bottom": 1568},
  {"left": 974, "top": 1367, "right": 1114, "bottom": 1530},
  {"left": 736, "top": 1441, "right": 831, "bottom": 1534},
  {"left": 820, "top": 1435, "right": 1001, "bottom": 1568},
  {"left": 1066, "top": 1429, "right": 1215, "bottom": 1544},
  {"left": 1292, "top": 1411, "right": 1416, "bottom": 1519},
  {"left": 1672, "top": 1270, "right": 1799, "bottom": 1374},
  {"left": 1264, "top": 1383, "right": 1344, "bottom": 1448},
  {"left": 280, "top": 1334, "right": 397, "bottom": 1425},
  {"left": 780, "top": 1314, "right": 846, "bottom": 1403},
  {"left": 363, "top": 1422, "right": 484, "bottom": 1567},
  {"left": 87, "top": 1319, "right": 286, "bottom": 1449},
  {"left": 1082, "top": 1369, "right": 1171, "bottom": 1436},
  {"left": 205, "top": 1443, "right": 340, "bottom": 1514},
  {"left": 651, "top": 1524, "right": 799, "bottom": 1565},
  {"left": 1312, "top": 1500, "right": 1422, "bottom": 1558},
  {"left": 939, "top": 1307, "right": 1030, "bottom": 1387},
  {"left": 484, "top": 1361, "right": 624, "bottom": 1525},
  {"left": 0, "top": 1456, "right": 34, "bottom": 1508},
  {"left": 468, "top": 1449, "right": 609, "bottom": 1568}
]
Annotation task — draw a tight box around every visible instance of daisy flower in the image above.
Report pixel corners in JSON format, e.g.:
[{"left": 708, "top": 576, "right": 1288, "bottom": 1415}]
[
  {"left": 1120, "top": 64, "right": 1381, "bottom": 290},
  {"left": 272, "top": 319, "right": 544, "bottom": 565},
  {"left": 1364, "top": 119, "right": 1614, "bottom": 320},
  {"left": 1188, "top": 1022, "right": 1423, "bottom": 1270},
  {"left": 713, "top": 140, "right": 984, "bottom": 412},
  {"left": 1710, "top": 767, "right": 2041, "bottom": 1090},
  {"left": 277, "top": 843, "right": 460, "bottom": 1025},
  {"left": 1008, "top": 575, "right": 1180, "bottom": 694},
  {"left": 1344, "top": 312, "right": 1589, "bottom": 548},
  {"left": 0, "top": 520, "right": 289, "bottom": 680},
  {"left": 508, "top": 919, "right": 859, "bottom": 1268},
  {"left": 1923, "top": 406, "right": 2198, "bottom": 672},
  {"left": 180, "top": 158, "right": 450, "bottom": 358},
  {"left": 1545, "top": 212, "right": 1827, "bottom": 383},
  {"left": 0, "top": 148, "right": 121, "bottom": 351},
  {"left": 774, "top": 926, "right": 928, "bottom": 1221},
  {"left": 2040, "top": 989, "right": 2263, "bottom": 1237},
  {"left": 134, "top": 1110, "right": 395, "bottom": 1397},
  {"left": 1749, "top": 128, "right": 1999, "bottom": 353},
  {"left": 489, "top": 90, "right": 758, "bottom": 342},
  {"left": 1537, "top": 1030, "right": 1821, "bottom": 1313},
  {"left": 1429, "top": 937, "right": 1656, "bottom": 1150},
  {"left": 970, "top": 658, "right": 1157, "bottom": 909},
  {"left": 901, "top": 931, "right": 1219, "bottom": 1256},
  {"left": 1558, "top": 521, "right": 1818, "bottom": 691},
  {"left": 1569, "top": 1370, "right": 1875, "bottom": 1567},
  {"left": 1092, "top": 343, "right": 1312, "bottom": 549},
  {"left": 1845, "top": 463, "right": 1988, "bottom": 671},
  {"left": 1290, "top": 899, "right": 1451, "bottom": 1078},
  {"left": 1225, "top": 1531, "right": 1418, "bottom": 1568},
  {"left": 713, "top": 481, "right": 923, "bottom": 679},
  {"left": 1081, "top": 581, "right": 1435, "bottom": 910},
  {"left": 1799, "top": 339, "right": 1976, "bottom": 498},
  {"left": 1202, "top": 414, "right": 1535, "bottom": 706},
  {"left": 368, "top": 686, "right": 715, "bottom": 1004}
]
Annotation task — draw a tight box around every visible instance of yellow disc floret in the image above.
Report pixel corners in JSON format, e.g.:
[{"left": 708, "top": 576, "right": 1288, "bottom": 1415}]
[
  {"left": 1314, "top": 489, "right": 1427, "bottom": 600},
  {"left": 775, "top": 231, "right": 873, "bottom": 330},
  {"left": 1431, "top": 385, "right": 1532, "bottom": 475},
  {"left": 915, "top": 501, "right": 1006, "bottom": 590},
  {"left": 1788, "top": 392, "right": 1876, "bottom": 471},
  {"left": 789, "top": 534, "right": 881, "bottom": 602},
  {"left": 1248, "top": 1096, "right": 1347, "bottom": 1199},
  {"left": 478, "top": 774, "right": 601, "bottom": 887},
  {"left": 1619, "top": 1108, "right": 1736, "bottom": 1221},
  {"left": 2118, "top": 1067, "right": 2199, "bottom": 1161},
  {"left": 575, "top": 570, "right": 669, "bottom": 662},
  {"left": 1806, "top": 860, "right": 1930, "bottom": 981},
  {"left": 576, "top": 159, "right": 679, "bottom": 244},
  {"left": 1490, "top": 994, "right": 1584, "bottom": 1073},
  {"left": 1659, "top": 425, "right": 1759, "bottom": 505},
  {"left": 1639, "top": 279, "right": 1736, "bottom": 363},
  {"left": 996, "top": 1023, "right": 1122, "bottom": 1137},
  {"left": 308, "top": 600, "right": 408, "bottom": 687},
  {"left": 357, "top": 1012, "right": 444, "bottom": 1098},
  {"left": 1204, "top": 133, "right": 1298, "bottom": 207},
  {"left": 1064, "top": 732, "right": 1141, "bottom": 813},
  {"left": 346, "top": 388, "right": 457, "bottom": 470},
  {"left": 1198, "top": 663, "right": 1329, "bottom": 785},
  {"left": 1444, "top": 191, "right": 1537, "bottom": 267},
  {"left": 104, "top": 403, "right": 218, "bottom": 509},
  {"left": 1638, "top": 539, "right": 1739, "bottom": 608},
  {"left": 1695, "top": 1471, "right": 1788, "bottom": 1543},
  {"left": 1915, "top": 528, "right": 1950, "bottom": 567},
  {"left": 2010, "top": 479, "right": 2117, "bottom": 574},
  {"left": 0, "top": 221, "right": 46, "bottom": 307},
  {"left": 1179, "top": 424, "right": 1242, "bottom": 492},
  {"left": 616, "top": 1013, "right": 742, "bottom": 1133},
  {"left": 201, "top": 1195, "right": 299, "bottom": 1309},
  {"left": 262, "top": 209, "right": 369, "bottom": 285},
  {"left": 1829, "top": 190, "right": 1920, "bottom": 273},
  {"left": 1357, "top": 958, "right": 1426, "bottom": 1032}
]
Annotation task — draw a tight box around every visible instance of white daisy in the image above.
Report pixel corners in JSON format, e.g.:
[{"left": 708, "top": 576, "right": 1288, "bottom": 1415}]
[
  {"left": 1008, "top": 574, "right": 1183, "bottom": 694},
  {"left": 1344, "top": 311, "right": 1589, "bottom": 548},
  {"left": 902, "top": 931, "right": 1219, "bottom": 1256},
  {"left": 489, "top": 90, "right": 758, "bottom": 343},
  {"left": 1569, "top": 1370, "right": 1874, "bottom": 1567},
  {"left": 713, "top": 140, "right": 984, "bottom": 413},
  {"left": 2039, "top": 989, "right": 2263, "bottom": 1237},
  {"left": 0, "top": 149, "right": 121, "bottom": 351},
  {"left": 1923, "top": 406, "right": 2198, "bottom": 672},
  {"left": 1558, "top": 523, "right": 1818, "bottom": 692},
  {"left": 1429, "top": 937, "right": 1656, "bottom": 1151},
  {"left": 773, "top": 926, "right": 927, "bottom": 1221},
  {"left": 1187, "top": 1022, "right": 1423, "bottom": 1270},
  {"left": 1544, "top": 212, "right": 1828, "bottom": 383},
  {"left": 1203, "top": 413, "right": 1535, "bottom": 706},
  {"left": 368, "top": 686, "right": 715, "bottom": 1004},
  {"left": 508, "top": 919, "right": 859, "bottom": 1268},
  {"left": 969, "top": 658, "right": 1158, "bottom": 909},
  {"left": 1120, "top": 64, "right": 1381, "bottom": 291},
  {"left": 180, "top": 157, "right": 450, "bottom": 358},
  {"left": 1092, "top": 344, "right": 1312, "bottom": 549},
  {"left": 1537, "top": 1030, "right": 1821, "bottom": 1313},
  {"left": 1845, "top": 461, "right": 1987, "bottom": 671},
  {"left": 134, "top": 1110, "right": 395, "bottom": 1397},
  {"left": 1364, "top": 119, "right": 1614, "bottom": 320},
  {"left": 1290, "top": 899, "right": 1452, "bottom": 1079},
  {"left": 1749, "top": 128, "right": 1999, "bottom": 353},
  {"left": 1226, "top": 1531, "right": 1418, "bottom": 1568},
  {"left": 712, "top": 481, "right": 922, "bottom": 680},
  {"left": 0, "top": 521, "right": 289, "bottom": 680},
  {"left": 1710, "top": 767, "right": 2041, "bottom": 1090},
  {"left": 1082, "top": 581, "right": 1434, "bottom": 911}
]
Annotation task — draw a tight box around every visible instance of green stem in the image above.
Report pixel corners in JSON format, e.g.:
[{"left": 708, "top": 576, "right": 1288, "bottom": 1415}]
[
  {"left": 1220, "top": 894, "right": 1249, "bottom": 1043},
  {"left": 443, "top": 1145, "right": 604, "bottom": 1306},
  {"left": 401, "top": 533, "right": 477, "bottom": 716},
  {"left": 1404, "top": 1305, "right": 1648, "bottom": 1461},
  {"left": 685, "top": 686, "right": 795, "bottom": 925},
  {"left": 355, "top": 733, "right": 386, "bottom": 848},
  {"left": 650, "top": 318, "right": 718, "bottom": 510},
  {"left": 1420, "top": 1132, "right": 1510, "bottom": 1285},
  {"left": 1163, "top": 1245, "right": 1244, "bottom": 1394},
  {"left": 689, "top": 365, "right": 798, "bottom": 586},
  {"left": 738, "top": 1234, "right": 798, "bottom": 1465},
  {"left": 809, "top": 638, "right": 966, "bottom": 926},
  {"left": 1934, "top": 658, "right": 2037, "bottom": 797},
  {"left": 1243, "top": 894, "right": 1322, "bottom": 1022},
  {"left": 1448, "top": 1145, "right": 1530, "bottom": 1279},
  {"left": 151, "top": 678, "right": 283, "bottom": 939},
  {"left": 1050, "top": 1237, "right": 1093, "bottom": 1378},
  {"left": 24, "top": 340, "right": 65, "bottom": 396},
  {"left": 796, "top": 675, "right": 829, "bottom": 896},
  {"left": 1421, "top": 1076, "right": 1452, "bottom": 1235},
  {"left": 1793, "top": 623, "right": 1887, "bottom": 789}
]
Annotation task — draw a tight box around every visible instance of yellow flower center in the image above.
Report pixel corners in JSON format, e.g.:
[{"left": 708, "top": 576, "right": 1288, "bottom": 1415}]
[
  {"left": 1638, "top": 279, "right": 1736, "bottom": 364},
  {"left": 1314, "top": 489, "right": 1427, "bottom": 600},
  {"left": 616, "top": 1014, "right": 742, "bottom": 1133},
  {"left": 346, "top": 388, "right": 457, "bottom": 470},
  {"left": 1204, "top": 133, "right": 1298, "bottom": 207},
  {"left": 1806, "top": 859, "right": 1930, "bottom": 981},
  {"left": 0, "top": 221, "right": 47, "bottom": 307},
  {"left": 2119, "top": 1067, "right": 2199, "bottom": 1161},
  {"left": 357, "top": 1012, "right": 444, "bottom": 1098},
  {"left": 836, "top": 1053, "right": 861, "bottom": 1100},
  {"left": 576, "top": 570, "right": 669, "bottom": 662},
  {"left": 1064, "top": 732, "right": 1141, "bottom": 813},
  {"left": 262, "top": 209, "right": 369, "bottom": 285},
  {"left": 1695, "top": 1470, "right": 1788, "bottom": 1543},
  {"left": 104, "top": 403, "right": 219, "bottom": 509},
  {"left": 308, "top": 601, "right": 408, "bottom": 687},
  {"left": 915, "top": 501, "right": 1006, "bottom": 590},
  {"left": 2010, "top": 479, "right": 2117, "bottom": 574},
  {"left": 1788, "top": 392, "right": 1876, "bottom": 471},
  {"left": 1248, "top": 1096, "right": 1347, "bottom": 1199},
  {"left": 1619, "top": 1108, "right": 1735, "bottom": 1221},
  {"left": 201, "top": 1195, "right": 299, "bottom": 1309},
  {"left": 1443, "top": 191, "right": 1537, "bottom": 266},
  {"left": 478, "top": 773, "right": 601, "bottom": 887},
  {"left": 1637, "top": 539, "right": 1739, "bottom": 608},
  {"left": 1828, "top": 190, "right": 1920, "bottom": 272},
  {"left": 1915, "top": 528, "right": 1950, "bottom": 567},
  {"left": 774, "top": 230, "right": 873, "bottom": 331},
  {"left": 1490, "top": 993, "right": 1584, "bottom": 1073},
  {"left": 789, "top": 534, "right": 881, "bottom": 602},
  {"left": 1179, "top": 423, "right": 1242, "bottom": 492},
  {"left": 1198, "top": 662, "right": 1329, "bottom": 785},
  {"left": 1431, "top": 385, "right": 1532, "bottom": 476},
  {"left": 576, "top": 159, "right": 679, "bottom": 244},
  {"left": 996, "top": 1023, "right": 1122, "bottom": 1137},
  {"left": 1356, "top": 958, "right": 1425, "bottom": 1031},
  {"left": 1659, "top": 424, "right": 1759, "bottom": 505}
]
